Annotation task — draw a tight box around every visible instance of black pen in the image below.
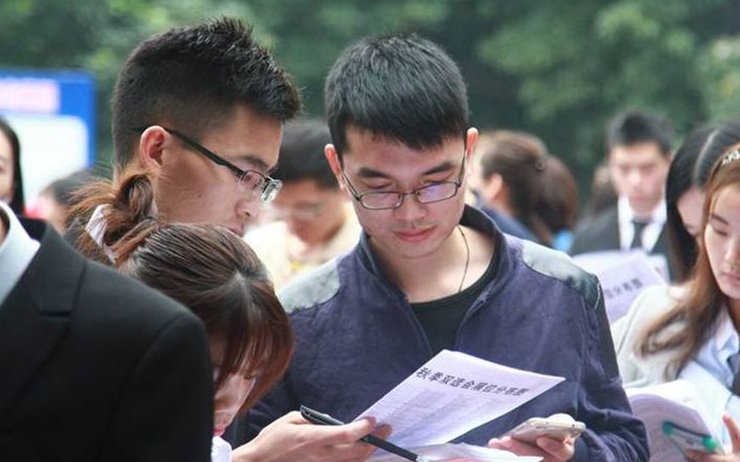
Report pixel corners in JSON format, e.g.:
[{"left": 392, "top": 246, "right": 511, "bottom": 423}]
[{"left": 300, "top": 405, "right": 430, "bottom": 462}]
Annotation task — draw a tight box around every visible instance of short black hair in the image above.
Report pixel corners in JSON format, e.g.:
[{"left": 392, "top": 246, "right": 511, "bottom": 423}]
[
  {"left": 325, "top": 34, "right": 468, "bottom": 159},
  {"left": 111, "top": 17, "right": 301, "bottom": 172},
  {"left": 606, "top": 110, "right": 673, "bottom": 156},
  {"left": 272, "top": 119, "right": 336, "bottom": 189}
]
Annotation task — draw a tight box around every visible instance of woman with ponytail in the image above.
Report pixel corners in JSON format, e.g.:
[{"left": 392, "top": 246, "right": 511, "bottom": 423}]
[
  {"left": 70, "top": 170, "right": 386, "bottom": 462},
  {"left": 470, "top": 129, "right": 578, "bottom": 247}
]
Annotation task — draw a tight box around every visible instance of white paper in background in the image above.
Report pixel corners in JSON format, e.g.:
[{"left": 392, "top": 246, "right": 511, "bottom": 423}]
[
  {"left": 354, "top": 350, "right": 564, "bottom": 448},
  {"left": 367, "top": 443, "right": 542, "bottom": 462},
  {"left": 572, "top": 250, "right": 670, "bottom": 283},
  {"left": 626, "top": 380, "right": 719, "bottom": 462},
  {"left": 588, "top": 253, "right": 666, "bottom": 323}
]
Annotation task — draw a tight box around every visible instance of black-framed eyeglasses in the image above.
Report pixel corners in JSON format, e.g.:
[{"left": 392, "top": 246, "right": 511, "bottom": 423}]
[
  {"left": 340, "top": 150, "right": 467, "bottom": 210},
  {"left": 132, "top": 126, "right": 282, "bottom": 202}
]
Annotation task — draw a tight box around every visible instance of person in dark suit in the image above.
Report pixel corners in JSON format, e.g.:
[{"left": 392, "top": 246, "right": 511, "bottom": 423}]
[
  {"left": 0, "top": 200, "right": 213, "bottom": 461},
  {"left": 569, "top": 111, "right": 673, "bottom": 261}
]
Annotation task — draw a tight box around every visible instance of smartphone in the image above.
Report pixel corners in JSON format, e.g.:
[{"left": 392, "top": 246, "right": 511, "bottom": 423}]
[
  {"left": 505, "top": 417, "right": 586, "bottom": 444},
  {"left": 662, "top": 421, "right": 725, "bottom": 455}
]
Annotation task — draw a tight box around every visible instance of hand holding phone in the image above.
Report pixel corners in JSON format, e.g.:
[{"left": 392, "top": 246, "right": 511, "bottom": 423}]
[{"left": 505, "top": 414, "right": 586, "bottom": 444}]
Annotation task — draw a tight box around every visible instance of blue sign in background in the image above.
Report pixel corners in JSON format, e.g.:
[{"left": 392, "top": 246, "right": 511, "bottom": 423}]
[{"left": 0, "top": 69, "right": 96, "bottom": 164}]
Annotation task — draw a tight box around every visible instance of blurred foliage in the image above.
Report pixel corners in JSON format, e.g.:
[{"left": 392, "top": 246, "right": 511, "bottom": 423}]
[{"left": 0, "top": 0, "right": 739, "bottom": 198}]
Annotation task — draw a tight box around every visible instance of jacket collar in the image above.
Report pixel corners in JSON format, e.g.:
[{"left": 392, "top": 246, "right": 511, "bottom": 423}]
[
  {"left": 356, "top": 204, "right": 507, "bottom": 290},
  {"left": 0, "top": 219, "right": 83, "bottom": 413}
]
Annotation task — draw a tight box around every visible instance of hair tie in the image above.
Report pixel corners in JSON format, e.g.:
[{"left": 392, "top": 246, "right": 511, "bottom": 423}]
[
  {"left": 534, "top": 157, "right": 548, "bottom": 171},
  {"left": 720, "top": 149, "right": 740, "bottom": 168}
]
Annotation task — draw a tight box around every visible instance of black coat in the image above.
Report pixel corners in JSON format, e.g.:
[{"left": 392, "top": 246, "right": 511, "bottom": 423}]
[
  {"left": 568, "top": 206, "right": 669, "bottom": 257},
  {"left": 0, "top": 219, "right": 213, "bottom": 461}
]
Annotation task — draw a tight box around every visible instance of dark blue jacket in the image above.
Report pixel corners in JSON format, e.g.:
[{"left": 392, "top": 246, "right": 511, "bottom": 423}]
[
  {"left": 475, "top": 201, "right": 539, "bottom": 243},
  {"left": 247, "top": 206, "right": 648, "bottom": 462}
]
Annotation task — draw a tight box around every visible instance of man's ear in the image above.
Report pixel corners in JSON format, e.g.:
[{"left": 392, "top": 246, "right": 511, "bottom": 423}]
[
  {"left": 465, "top": 127, "right": 479, "bottom": 163},
  {"left": 324, "top": 144, "right": 345, "bottom": 189},
  {"left": 138, "top": 126, "right": 170, "bottom": 172},
  {"left": 481, "top": 172, "right": 507, "bottom": 204}
]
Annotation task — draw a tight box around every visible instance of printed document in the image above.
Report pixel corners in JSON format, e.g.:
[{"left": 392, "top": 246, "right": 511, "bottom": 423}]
[
  {"left": 354, "top": 350, "right": 564, "bottom": 447},
  {"left": 589, "top": 253, "right": 665, "bottom": 323},
  {"left": 626, "top": 380, "right": 721, "bottom": 462},
  {"left": 572, "top": 250, "right": 669, "bottom": 284},
  {"left": 368, "top": 443, "right": 541, "bottom": 462}
]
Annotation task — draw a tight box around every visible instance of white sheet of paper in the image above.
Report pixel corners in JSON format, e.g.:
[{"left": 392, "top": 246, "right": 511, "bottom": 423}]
[
  {"left": 572, "top": 250, "right": 669, "bottom": 283},
  {"left": 586, "top": 253, "right": 666, "bottom": 323},
  {"left": 354, "top": 350, "right": 564, "bottom": 447},
  {"left": 367, "top": 442, "right": 542, "bottom": 462},
  {"left": 626, "top": 380, "right": 719, "bottom": 462}
]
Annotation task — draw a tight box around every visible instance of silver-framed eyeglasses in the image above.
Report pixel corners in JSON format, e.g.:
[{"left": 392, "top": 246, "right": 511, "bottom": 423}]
[
  {"left": 340, "top": 150, "right": 466, "bottom": 210},
  {"left": 132, "top": 126, "right": 282, "bottom": 202}
]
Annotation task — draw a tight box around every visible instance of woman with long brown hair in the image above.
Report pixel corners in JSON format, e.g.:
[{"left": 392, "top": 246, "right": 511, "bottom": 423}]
[
  {"left": 71, "top": 170, "right": 386, "bottom": 462},
  {"left": 613, "top": 145, "right": 740, "bottom": 452}
]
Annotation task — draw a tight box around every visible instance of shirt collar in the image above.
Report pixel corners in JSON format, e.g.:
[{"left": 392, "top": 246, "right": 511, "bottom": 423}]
[
  {"left": 0, "top": 201, "right": 40, "bottom": 307},
  {"left": 617, "top": 196, "right": 667, "bottom": 226}
]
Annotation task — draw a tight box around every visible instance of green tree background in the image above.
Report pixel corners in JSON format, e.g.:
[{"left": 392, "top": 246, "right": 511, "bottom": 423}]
[{"left": 1, "top": 0, "right": 739, "bottom": 199}]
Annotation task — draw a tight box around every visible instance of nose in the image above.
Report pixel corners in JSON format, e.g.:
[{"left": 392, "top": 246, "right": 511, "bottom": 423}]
[
  {"left": 286, "top": 215, "right": 303, "bottom": 234},
  {"left": 214, "top": 374, "right": 256, "bottom": 413},
  {"left": 626, "top": 169, "right": 643, "bottom": 188},
  {"left": 726, "top": 236, "right": 740, "bottom": 270},
  {"left": 236, "top": 195, "right": 262, "bottom": 222},
  {"left": 393, "top": 192, "right": 427, "bottom": 222}
]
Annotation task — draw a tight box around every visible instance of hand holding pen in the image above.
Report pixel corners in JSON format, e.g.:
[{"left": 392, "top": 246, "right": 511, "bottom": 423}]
[
  {"left": 300, "top": 405, "right": 430, "bottom": 462},
  {"left": 232, "top": 410, "right": 389, "bottom": 462},
  {"left": 685, "top": 413, "right": 740, "bottom": 462}
]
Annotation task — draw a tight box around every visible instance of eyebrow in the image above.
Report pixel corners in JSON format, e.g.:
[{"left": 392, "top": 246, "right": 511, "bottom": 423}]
[
  {"left": 234, "top": 154, "right": 273, "bottom": 174},
  {"left": 356, "top": 160, "right": 456, "bottom": 179},
  {"left": 710, "top": 213, "right": 729, "bottom": 226}
]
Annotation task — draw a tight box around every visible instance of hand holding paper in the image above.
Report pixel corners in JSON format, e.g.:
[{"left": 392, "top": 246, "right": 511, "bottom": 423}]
[
  {"left": 685, "top": 414, "right": 740, "bottom": 462},
  {"left": 355, "top": 350, "right": 564, "bottom": 448}
]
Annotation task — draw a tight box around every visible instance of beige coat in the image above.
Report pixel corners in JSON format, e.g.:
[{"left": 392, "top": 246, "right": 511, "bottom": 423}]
[{"left": 611, "top": 284, "right": 688, "bottom": 387}]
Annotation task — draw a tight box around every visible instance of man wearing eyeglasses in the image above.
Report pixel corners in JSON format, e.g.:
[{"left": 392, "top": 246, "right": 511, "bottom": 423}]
[
  {"left": 246, "top": 119, "right": 361, "bottom": 291},
  {"left": 67, "top": 17, "right": 388, "bottom": 462},
  {"left": 244, "top": 35, "right": 649, "bottom": 462},
  {"left": 69, "top": 18, "right": 295, "bottom": 247},
  {"left": 100, "top": 20, "right": 296, "bottom": 239}
]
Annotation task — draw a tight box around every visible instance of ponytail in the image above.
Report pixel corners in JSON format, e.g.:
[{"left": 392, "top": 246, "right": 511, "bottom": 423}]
[{"left": 70, "top": 168, "right": 160, "bottom": 264}]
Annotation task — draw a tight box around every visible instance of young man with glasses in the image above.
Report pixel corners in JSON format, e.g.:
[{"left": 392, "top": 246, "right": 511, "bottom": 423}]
[
  {"left": 71, "top": 17, "right": 385, "bottom": 462},
  {"left": 244, "top": 34, "right": 649, "bottom": 462},
  {"left": 246, "top": 119, "right": 361, "bottom": 290},
  {"left": 107, "top": 18, "right": 298, "bottom": 238},
  {"left": 70, "top": 18, "right": 296, "bottom": 246}
]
